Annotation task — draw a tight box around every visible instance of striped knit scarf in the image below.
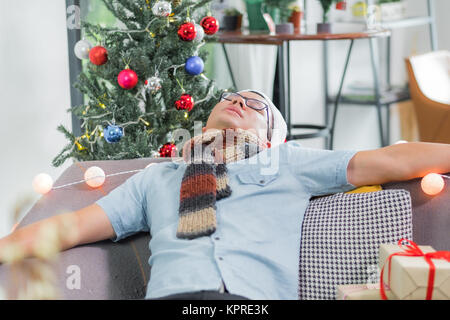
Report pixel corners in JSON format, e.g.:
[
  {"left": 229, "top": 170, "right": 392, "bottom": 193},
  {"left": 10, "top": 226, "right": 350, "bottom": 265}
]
[{"left": 177, "top": 128, "right": 267, "bottom": 239}]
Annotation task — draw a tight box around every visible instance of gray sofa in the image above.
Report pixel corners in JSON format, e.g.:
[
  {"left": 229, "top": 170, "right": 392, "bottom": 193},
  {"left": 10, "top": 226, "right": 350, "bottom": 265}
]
[{"left": 0, "top": 157, "right": 448, "bottom": 299}]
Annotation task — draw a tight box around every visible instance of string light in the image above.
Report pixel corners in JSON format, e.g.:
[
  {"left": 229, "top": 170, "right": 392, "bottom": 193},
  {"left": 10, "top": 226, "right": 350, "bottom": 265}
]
[
  {"left": 195, "top": 84, "right": 219, "bottom": 104},
  {"left": 82, "top": 105, "right": 90, "bottom": 115},
  {"left": 32, "top": 164, "right": 449, "bottom": 197},
  {"left": 94, "top": 93, "right": 109, "bottom": 110},
  {"left": 139, "top": 117, "right": 150, "bottom": 126},
  {"left": 421, "top": 173, "right": 448, "bottom": 196},
  {"left": 168, "top": 13, "right": 177, "bottom": 23},
  {"left": 73, "top": 124, "right": 103, "bottom": 153},
  {"left": 169, "top": 63, "right": 186, "bottom": 76},
  {"left": 32, "top": 173, "right": 54, "bottom": 195},
  {"left": 32, "top": 168, "right": 151, "bottom": 195},
  {"left": 84, "top": 166, "right": 106, "bottom": 188},
  {"left": 105, "top": 18, "right": 157, "bottom": 39},
  {"left": 74, "top": 137, "right": 87, "bottom": 151}
]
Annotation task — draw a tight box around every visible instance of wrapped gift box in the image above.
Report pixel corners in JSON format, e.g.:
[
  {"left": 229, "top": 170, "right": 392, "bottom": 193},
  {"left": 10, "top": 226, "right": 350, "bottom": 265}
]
[
  {"left": 379, "top": 244, "right": 450, "bottom": 300},
  {"left": 336, "top": 284, "right": 396, "bottom": 300}
]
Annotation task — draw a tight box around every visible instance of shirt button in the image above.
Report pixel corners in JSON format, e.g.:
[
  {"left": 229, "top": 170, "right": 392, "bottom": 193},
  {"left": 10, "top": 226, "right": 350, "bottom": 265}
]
[
  {"left": 259, "top": 179, "right": 265, "bottom": 184},
  {"left": 218, "top": 257, "right": 224, "bottom": 261},
  {"left": 215, "top": 237, "right": 220, "bottom": 241}
]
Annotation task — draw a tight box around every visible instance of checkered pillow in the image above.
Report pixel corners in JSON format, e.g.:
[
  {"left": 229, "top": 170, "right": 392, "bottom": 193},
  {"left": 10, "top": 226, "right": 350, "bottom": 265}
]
[{"left": 298, "top": 190, "right": 412, "bottom": 300}]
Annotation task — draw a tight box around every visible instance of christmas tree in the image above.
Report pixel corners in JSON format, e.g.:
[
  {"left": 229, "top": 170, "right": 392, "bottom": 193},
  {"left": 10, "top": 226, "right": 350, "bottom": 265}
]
[{"left": 53, "top": 0, "right": 224, "bottom": 167}]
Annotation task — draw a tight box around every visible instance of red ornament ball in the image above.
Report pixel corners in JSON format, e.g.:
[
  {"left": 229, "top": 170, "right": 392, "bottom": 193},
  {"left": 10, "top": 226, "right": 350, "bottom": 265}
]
[
  {"left": 118, "top": 68, "right": 138, "bottom": 90},
  {"left": 159, "top": 142, "right": 177, "bottom": 158},
  {"left": 89, "top": 46, "right": 108, "bottom": 65},
  {"left": 200, "top": 16, "right": 219, "bottom": 35},
  {"left": 175, "top": 93, "right": 194, "bottom": 112},
  {"left": 178, "top": 22, "right": 197, "bottom": 41}
]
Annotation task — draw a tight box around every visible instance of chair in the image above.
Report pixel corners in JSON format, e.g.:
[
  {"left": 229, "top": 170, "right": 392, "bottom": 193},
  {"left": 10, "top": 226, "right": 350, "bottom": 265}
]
[{"left": 405, "top": 50, "right": 450, "bottom": 144}]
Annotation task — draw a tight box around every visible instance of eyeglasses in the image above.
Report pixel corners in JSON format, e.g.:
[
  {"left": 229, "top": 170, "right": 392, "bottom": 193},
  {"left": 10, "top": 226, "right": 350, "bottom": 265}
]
[{"left": 220, "top": 92, "right": 272, "bottom": 141}]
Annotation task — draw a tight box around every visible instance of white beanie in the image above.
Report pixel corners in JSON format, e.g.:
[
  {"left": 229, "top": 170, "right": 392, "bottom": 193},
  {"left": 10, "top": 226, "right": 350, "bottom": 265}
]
[{"left": 239, "top": 89, "right": 287, "bottom": 147}]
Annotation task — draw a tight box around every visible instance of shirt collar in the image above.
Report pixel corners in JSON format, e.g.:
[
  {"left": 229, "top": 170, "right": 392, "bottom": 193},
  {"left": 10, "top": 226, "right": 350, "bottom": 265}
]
[{"left": 165, "top": 157, "right": 183, "bottom": 168}]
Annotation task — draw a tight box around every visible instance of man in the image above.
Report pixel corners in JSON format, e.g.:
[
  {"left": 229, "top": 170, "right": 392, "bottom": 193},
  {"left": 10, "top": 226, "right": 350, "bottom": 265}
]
[{"left": 0, "top": 90, "right": 449, "bottom": 300}]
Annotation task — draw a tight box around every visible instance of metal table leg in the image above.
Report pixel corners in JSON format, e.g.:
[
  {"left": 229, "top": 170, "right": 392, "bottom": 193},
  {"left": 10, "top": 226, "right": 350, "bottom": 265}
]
[
  {"left": 427, "top": 0, "right": 438, "bottom": 51},
  {"left": 329, "top": 40, "right": 354, "bottom": 150},
  {"left": 323, "top": 41, "right": 330, "bottom": 149},
  {"left": 277, "top": 42, "right": 289, "bottom": 138},
  {"left": 221, "top": 43, "right": 237, "bottom": 90},
  {"left": 286, "top": 41, "right": 291, "bottom": 138},
  {"left": 385, "top": 35, "right": 391, "bottom": 145},
  {"left": 386, "top": 104, "right": 390, "bottom": 145},
  {"left": 369, "top": 37, "right": 386, "bottom": 147},
  {"left": 386, "top": 35, "right": 391, "bottom": 89}
]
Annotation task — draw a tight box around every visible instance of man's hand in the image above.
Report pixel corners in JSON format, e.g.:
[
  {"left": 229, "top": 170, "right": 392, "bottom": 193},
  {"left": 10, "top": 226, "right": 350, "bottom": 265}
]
[
  {"left": 0, "top": 203, "right": 115, "bottom": 264},
  {"left": 347, "top": 142, "right": 450, "bottom": 187}
]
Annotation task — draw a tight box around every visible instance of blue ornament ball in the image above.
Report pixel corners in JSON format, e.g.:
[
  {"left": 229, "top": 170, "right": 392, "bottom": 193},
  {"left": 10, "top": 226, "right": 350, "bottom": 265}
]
[
  {"left": 103, "top": 125, "right": 124, "bottom": 143},
  {"left": 185, "top": 56, "right": 204, "bottom": 75}
]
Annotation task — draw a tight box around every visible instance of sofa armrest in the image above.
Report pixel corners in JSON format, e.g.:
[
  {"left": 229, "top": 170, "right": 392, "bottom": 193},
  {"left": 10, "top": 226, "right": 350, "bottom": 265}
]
[{"left": 382, "top": 172, "right": 450, "bottom": 250}]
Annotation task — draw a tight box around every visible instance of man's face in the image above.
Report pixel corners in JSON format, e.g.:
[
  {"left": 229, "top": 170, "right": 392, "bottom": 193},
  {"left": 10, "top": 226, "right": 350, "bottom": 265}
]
[{"left": 204, "top": 91, "right": 271, "bottom": 143}]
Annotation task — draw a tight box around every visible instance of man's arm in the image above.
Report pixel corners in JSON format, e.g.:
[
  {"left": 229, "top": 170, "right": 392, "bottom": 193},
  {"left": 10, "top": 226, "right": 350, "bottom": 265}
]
[
  {"left": 347, "top": 142, "right": 450, "bottom": 187},
  {"left": 0, "top": 203, "right": 115, "bottom": 263}
]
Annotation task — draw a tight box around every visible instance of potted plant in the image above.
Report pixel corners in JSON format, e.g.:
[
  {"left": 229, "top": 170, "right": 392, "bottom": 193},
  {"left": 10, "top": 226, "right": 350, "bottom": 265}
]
[
  {"left": 288, "top": 4, "right": 303, "bottom": 33},
  {"left": 263, "top": 0, "right": 296, "bottom": 34},
  {"left": 222, "top": 8, "right": 243, "bottom": 31},
  {"left": 316, "top": 0, "right": 337, "bottom": 33}
]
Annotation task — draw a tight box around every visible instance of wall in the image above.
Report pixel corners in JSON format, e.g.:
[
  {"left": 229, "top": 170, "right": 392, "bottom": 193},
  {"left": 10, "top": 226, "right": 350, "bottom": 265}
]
[{"left": 0, "top": 1, "right": 72, "bottom": 238}]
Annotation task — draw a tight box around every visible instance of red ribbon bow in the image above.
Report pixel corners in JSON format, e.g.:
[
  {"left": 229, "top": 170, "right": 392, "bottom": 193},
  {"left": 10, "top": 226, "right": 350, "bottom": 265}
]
[{"left": 380, "top": 238, "right": 450, "bottom": 300}]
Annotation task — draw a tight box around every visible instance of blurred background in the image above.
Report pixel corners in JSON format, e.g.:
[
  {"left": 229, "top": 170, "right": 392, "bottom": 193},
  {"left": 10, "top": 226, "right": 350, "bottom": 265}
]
[{"left": 0, "top": 0, "right": 449, "bottom": 238}]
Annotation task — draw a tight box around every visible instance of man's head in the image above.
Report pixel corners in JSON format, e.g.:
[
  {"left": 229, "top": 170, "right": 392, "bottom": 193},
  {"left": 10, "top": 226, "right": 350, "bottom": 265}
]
[{"left": 204, "top": 89, "right": 287, "bottom": 147}]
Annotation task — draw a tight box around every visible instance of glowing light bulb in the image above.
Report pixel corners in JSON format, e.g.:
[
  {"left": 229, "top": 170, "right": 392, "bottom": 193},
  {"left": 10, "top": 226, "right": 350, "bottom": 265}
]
[
  {"left": 84, "top": 166, "right": 105, "bottom": 188},
  {"left": 32, "top": 173, "right": 54, "bottom": 194},
  {"left": 421, "top": 173, "right": 445, "bottom": 196}
]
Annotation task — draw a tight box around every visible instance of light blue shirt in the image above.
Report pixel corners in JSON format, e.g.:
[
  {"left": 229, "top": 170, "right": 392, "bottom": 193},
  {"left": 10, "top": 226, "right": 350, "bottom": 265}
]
[{"left": 96, "top": 141, "right": 357, "bottom": 300}]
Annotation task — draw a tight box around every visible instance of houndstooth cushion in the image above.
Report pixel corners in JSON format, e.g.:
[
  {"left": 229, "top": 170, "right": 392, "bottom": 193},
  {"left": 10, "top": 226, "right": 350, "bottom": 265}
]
[{"left": 298, "top": 189, "right": 413, "bottom": 300}]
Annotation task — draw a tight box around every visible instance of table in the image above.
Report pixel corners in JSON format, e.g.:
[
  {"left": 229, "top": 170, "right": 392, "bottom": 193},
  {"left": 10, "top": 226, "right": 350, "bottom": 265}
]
[{"left": 218, "top": 27, "right": 391, "bottom": 149}]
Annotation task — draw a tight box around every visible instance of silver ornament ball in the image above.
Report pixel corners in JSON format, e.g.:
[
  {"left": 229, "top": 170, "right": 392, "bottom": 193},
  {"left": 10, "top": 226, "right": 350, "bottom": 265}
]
[
  {"left": 152, "top": 1, "right": 172, "bottom": 17},
  {"left": 194, "top": 23, "right": 204, "bottom": 42},
  {"left": 74, "top": 39, "right": 92, "bottom": 60},
  {"left": 145, "top": 76, "right": 162, "bottom": 93}
]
